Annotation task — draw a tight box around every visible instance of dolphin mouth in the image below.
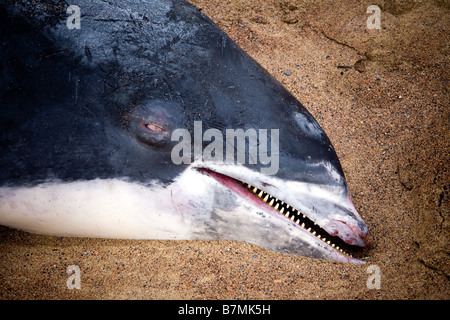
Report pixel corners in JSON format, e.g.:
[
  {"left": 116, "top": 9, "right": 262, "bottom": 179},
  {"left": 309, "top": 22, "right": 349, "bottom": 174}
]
[{"left": 196, "top": 167, "right": 367, "bottom": 263}]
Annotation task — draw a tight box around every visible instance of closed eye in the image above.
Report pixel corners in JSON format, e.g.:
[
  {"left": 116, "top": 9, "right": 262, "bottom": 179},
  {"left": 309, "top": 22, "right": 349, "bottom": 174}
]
[{"left": 144, "top": 122, "right": 165, "bottom": 133}]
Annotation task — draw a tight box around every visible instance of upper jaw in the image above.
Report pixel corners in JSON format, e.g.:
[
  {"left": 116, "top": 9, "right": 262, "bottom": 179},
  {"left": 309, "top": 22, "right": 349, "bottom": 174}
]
[{"left": 193, "top": 161, "right": 368, "bottom": 263}]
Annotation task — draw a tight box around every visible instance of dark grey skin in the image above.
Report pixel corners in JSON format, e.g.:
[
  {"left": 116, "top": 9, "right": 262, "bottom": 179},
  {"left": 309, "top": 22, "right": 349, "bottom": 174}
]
[{"left": 0, "top": 0, "right": 368, "bottom": 263}]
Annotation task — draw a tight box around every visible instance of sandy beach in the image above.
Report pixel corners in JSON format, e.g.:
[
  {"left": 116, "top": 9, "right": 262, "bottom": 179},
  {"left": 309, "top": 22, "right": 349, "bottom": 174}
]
[{"left": 0, "top": 0, "right": 448, "bottom": 299}]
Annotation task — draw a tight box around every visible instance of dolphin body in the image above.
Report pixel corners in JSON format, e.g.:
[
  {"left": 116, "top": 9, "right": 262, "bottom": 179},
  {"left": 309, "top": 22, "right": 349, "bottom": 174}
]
[{"left": 0, "top": 0, "right": 368, "bottom": 263}]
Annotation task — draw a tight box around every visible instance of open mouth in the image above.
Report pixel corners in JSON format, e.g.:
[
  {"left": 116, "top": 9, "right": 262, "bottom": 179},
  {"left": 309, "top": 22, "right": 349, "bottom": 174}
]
[{"left": 197, "top": 167, "right": 366, "bottom": 263}]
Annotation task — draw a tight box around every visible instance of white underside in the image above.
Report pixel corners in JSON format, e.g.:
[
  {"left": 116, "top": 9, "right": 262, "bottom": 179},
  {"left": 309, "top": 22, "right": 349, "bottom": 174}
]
[
  {"left": 0, "top": 161, "right": 357, "bottom": 240},
  {"left": 0, "top": 168, "right": 213, "bottom": 239},
  {"left": 0, "top": 162, "right": 364, "bottom": 263}
]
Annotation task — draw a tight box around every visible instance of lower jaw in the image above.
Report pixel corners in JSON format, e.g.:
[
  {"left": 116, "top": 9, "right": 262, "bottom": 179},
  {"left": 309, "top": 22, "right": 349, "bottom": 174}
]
[{"left": 196, "top": 167, "right": 366, "bottom": 263}]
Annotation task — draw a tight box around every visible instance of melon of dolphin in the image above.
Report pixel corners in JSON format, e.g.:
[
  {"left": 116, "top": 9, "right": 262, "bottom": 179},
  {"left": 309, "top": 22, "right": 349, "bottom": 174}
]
[{"left": 0, "top": 0, "right": 368, "bottom": 263}]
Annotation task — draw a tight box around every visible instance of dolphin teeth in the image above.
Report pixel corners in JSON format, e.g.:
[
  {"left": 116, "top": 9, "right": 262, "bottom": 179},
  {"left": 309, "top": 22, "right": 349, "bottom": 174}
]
[{"left": 243, "top": 181, "right": 353, "bottom": 258}]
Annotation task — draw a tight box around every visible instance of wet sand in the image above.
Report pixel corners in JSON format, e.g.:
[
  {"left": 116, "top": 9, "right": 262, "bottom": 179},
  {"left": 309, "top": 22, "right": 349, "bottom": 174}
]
[{"left": 0, "top": 0, "right": 448, "bottom": 299}]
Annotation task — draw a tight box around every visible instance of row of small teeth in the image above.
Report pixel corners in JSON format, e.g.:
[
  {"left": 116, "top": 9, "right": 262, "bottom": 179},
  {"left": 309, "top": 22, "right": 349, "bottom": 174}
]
[{"left": 242, "top": 182, "right": 352, "bottom": 257}]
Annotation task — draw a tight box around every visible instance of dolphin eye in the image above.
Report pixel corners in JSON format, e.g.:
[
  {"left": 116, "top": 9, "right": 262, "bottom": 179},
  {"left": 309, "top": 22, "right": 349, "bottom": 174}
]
[
  {"left": 143, "top": 122, "right": 165, "bottom": 133},
  {"left": 129, "top": 101, "right": 181, "bottom": 148},
  {"left": 133, "top": 119, "right": 170, "bottom": 147}
]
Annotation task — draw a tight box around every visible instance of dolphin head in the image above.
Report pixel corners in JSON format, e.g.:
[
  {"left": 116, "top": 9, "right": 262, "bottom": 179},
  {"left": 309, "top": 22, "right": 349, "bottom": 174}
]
[{"left": 0, "top": 0, "right": 368, "bottom": 263}]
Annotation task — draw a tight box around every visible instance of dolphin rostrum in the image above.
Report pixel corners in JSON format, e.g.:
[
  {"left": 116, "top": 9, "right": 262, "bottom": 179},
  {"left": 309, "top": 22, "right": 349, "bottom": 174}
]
[{"left": 0, "top": 0, "right": 368, "bottom": 263}]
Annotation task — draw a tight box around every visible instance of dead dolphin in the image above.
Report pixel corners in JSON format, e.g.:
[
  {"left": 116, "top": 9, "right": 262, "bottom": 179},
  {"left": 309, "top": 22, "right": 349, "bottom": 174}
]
[{"left": 0, "top": 0, "right": 368, "bottom": 263}]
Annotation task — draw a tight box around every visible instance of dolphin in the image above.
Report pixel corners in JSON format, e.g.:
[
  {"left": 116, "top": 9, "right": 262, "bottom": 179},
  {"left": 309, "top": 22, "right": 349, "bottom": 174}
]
[{"left": 0, "top": 0, "right": 368, "bottom": 263}]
